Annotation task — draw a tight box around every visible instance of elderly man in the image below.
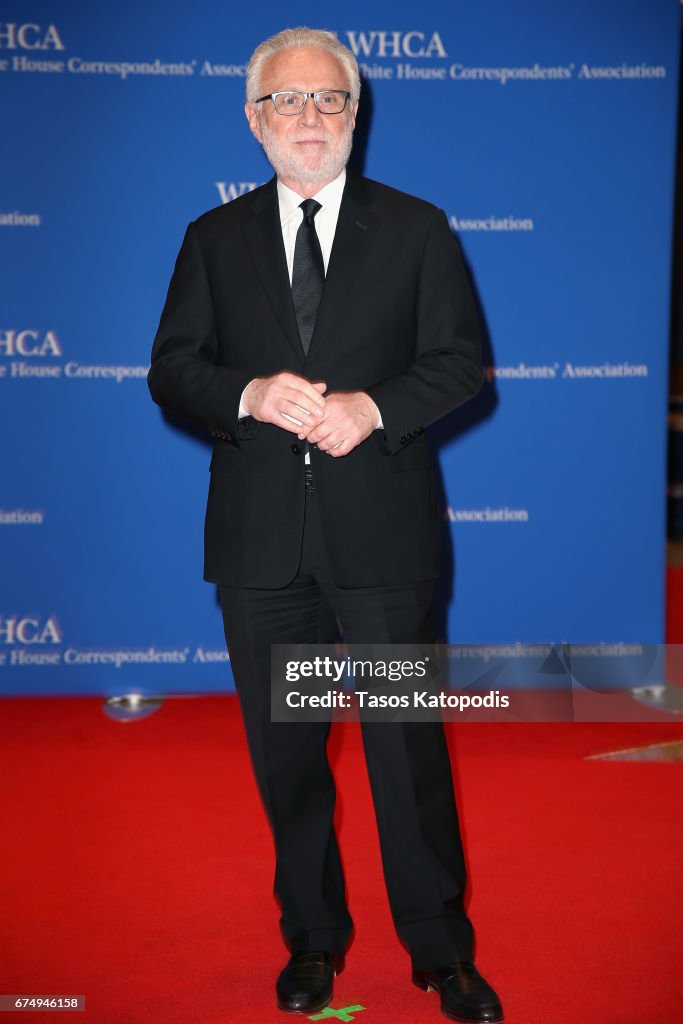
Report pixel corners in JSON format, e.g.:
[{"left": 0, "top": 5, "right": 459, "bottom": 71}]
[{"left": 149, "top": 26, "right": 503, "bottom": 1024}]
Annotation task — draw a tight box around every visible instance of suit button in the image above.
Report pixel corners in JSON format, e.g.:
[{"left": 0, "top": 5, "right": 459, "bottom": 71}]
[
  {"left": 290, "top": 443, "right": 301, "bottom": 455},
  {"left": 400, "top": 435, "right": 406, "bottom": 445}
]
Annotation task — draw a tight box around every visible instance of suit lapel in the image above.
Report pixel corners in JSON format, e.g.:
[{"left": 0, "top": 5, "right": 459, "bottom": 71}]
[
  {"left": 307, "top": 173, "right": 380, "bottom": 361},
  {"left": 243, "top": 173, "right": 380, "bottom": 362},
  {"left": 244, "top": 177, "right": 304, "bottom": 361}
]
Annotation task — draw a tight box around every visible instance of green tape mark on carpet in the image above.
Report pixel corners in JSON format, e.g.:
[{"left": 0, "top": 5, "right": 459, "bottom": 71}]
[{"left": 308, "top": 1005, "right": 366, "bottom": 1022}]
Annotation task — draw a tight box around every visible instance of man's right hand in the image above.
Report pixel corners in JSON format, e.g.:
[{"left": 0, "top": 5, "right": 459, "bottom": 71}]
[{"left": 242, "top": 372, "right": 327, "bottom": 432}]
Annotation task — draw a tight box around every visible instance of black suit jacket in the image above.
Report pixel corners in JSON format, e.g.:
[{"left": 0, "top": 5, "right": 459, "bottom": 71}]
[{"left": 148, "top": 171, "right": 483, "bottom": 588}]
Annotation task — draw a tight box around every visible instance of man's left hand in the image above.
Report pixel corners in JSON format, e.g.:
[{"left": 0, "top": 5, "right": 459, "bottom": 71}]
[{"left": 299, "top": 391, "right": 380, "bottom": 457}]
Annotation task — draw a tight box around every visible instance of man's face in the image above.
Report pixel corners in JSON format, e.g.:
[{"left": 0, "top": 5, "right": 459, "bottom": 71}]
[{"left": 245, "top": 45, "right": 357, "bottom": 189}]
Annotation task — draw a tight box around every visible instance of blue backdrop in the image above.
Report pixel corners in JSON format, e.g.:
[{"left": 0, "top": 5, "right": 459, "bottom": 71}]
[{"left": 1, "top": 1, "right": 680, "bottom": 695}]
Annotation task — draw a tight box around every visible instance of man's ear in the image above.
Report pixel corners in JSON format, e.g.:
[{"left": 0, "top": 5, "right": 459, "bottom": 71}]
[
  {"left": 349, "top": 99, "right": 358, "bottom": 131},
  {"left": 245, "top": 103, "right": 263, "bottom": 144}
]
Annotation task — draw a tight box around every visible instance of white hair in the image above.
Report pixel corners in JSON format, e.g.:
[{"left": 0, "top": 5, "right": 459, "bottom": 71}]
[{"left": 246, "top": 27, "right": 361, "bottom": 104}]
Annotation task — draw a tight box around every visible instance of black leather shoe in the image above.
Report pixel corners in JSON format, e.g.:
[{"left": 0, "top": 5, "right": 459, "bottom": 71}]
[
  {"left": 276, "top": 951, "right": 343, "bottom": 1014},
  {"left": 413, "top": 962, "right": 504, "bottom": 1023}
]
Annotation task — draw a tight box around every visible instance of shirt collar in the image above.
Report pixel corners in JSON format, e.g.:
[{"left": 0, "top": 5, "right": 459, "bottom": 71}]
[{"left": 277, "top": 168, "right": 346, "bottom": 225}]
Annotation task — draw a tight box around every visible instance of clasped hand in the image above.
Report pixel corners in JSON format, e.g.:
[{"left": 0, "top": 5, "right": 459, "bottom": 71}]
[{"left": 243, "top": 371, "right": 379, "bottom": 457}]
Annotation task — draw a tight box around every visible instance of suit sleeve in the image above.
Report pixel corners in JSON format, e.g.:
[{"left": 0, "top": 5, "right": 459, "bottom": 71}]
[
  {"left": 147, "top": 220, "right": 255, "bottom": 444},
  {"left": 365, "top": 208, "right": 484, "bottom": 455}
]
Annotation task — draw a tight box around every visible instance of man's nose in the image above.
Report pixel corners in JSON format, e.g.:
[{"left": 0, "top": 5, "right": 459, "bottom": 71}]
[{"left": 298, "top": 95, "right": 321, "bottom": 125}]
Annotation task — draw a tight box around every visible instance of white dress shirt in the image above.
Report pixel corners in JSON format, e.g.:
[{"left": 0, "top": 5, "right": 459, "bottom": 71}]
[{"left": 277, "top": 169, "right": 346, "bottom": 281}]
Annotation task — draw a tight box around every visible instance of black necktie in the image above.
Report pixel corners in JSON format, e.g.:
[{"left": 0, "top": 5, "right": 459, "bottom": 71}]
[{"left": 291, "top": 199, "right": 324, "bottom": 355}]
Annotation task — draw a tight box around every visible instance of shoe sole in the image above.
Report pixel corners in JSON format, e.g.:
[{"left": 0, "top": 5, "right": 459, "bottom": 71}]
[{"left": 276, "top": 999, "right": 331, "bottom": 1015}]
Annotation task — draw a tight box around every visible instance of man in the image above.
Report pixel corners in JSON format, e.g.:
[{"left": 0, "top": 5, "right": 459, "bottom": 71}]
[{"left": 149, "top": 26, "right": 503, "bottom": 1024}]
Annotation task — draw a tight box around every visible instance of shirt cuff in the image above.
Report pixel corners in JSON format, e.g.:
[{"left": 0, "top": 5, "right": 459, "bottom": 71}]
[{"left": 238, "top": 380, "right": 256, "bottom": 419}]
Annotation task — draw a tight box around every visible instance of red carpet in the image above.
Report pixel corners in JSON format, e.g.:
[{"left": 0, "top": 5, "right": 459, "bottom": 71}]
[{"left": 1, "top": 697, "right": 682, "bottom": 1024}]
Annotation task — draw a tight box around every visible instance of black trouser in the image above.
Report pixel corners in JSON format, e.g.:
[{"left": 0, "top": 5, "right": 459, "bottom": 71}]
[{"left": 219, "top": 472, "right": 473, "bottom": 970}]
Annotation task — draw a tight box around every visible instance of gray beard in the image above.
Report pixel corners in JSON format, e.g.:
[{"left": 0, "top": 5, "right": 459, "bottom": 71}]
[{"left": 260, "top": 116, "right": 353, "bottom": 188}]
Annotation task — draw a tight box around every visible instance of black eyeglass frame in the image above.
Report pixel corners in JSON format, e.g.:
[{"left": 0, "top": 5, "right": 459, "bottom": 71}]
[{"left": 254, "top": 90, "right": 352, "bottom": 114}]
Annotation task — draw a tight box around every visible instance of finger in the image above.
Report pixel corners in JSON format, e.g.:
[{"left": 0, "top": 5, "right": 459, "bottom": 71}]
[
  {"left": 328, "top": 437, "right": 350, "bottom": 458},
  {"left": 307, "top": 421, "right": 339, "bottom": 445},
  {"left": 291, "top": 401, "right": 325, "bottom": 421},
  {"left": 287, "top": 383, "right": 326, "bottom": 411},
  {"left": 268, "top": 376, "right": 325, "bottom": 412},
  {"left": 296, "top": 422, "right": 321, "bottom": 441},
  {"left": 318, "top": 428, "right": 346, "bottom": 452},
  {"left": 280, "top": 410, "right": 305, "bottom": 427}
]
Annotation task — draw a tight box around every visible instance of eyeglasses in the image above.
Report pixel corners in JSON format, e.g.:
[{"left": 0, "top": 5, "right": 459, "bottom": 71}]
[{"left": 254, "top": 90, "right": 351, "bottom": 115}]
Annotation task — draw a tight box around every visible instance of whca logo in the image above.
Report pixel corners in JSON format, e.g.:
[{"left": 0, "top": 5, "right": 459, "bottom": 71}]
[
  {"left": 214, "top": 181, "right": 259, "bottom": 204},
  {"left": 0, "top": 330, "right": 62, "bottom": 357},
  {"left": 0, "top": 23, "right": 65, "bottom": 50},
  {"left": 0, "top": 615, "right": 62, "bottom": 645},
  {"left": 344, "top": 30, "right": 447, "bottom": 58}
]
